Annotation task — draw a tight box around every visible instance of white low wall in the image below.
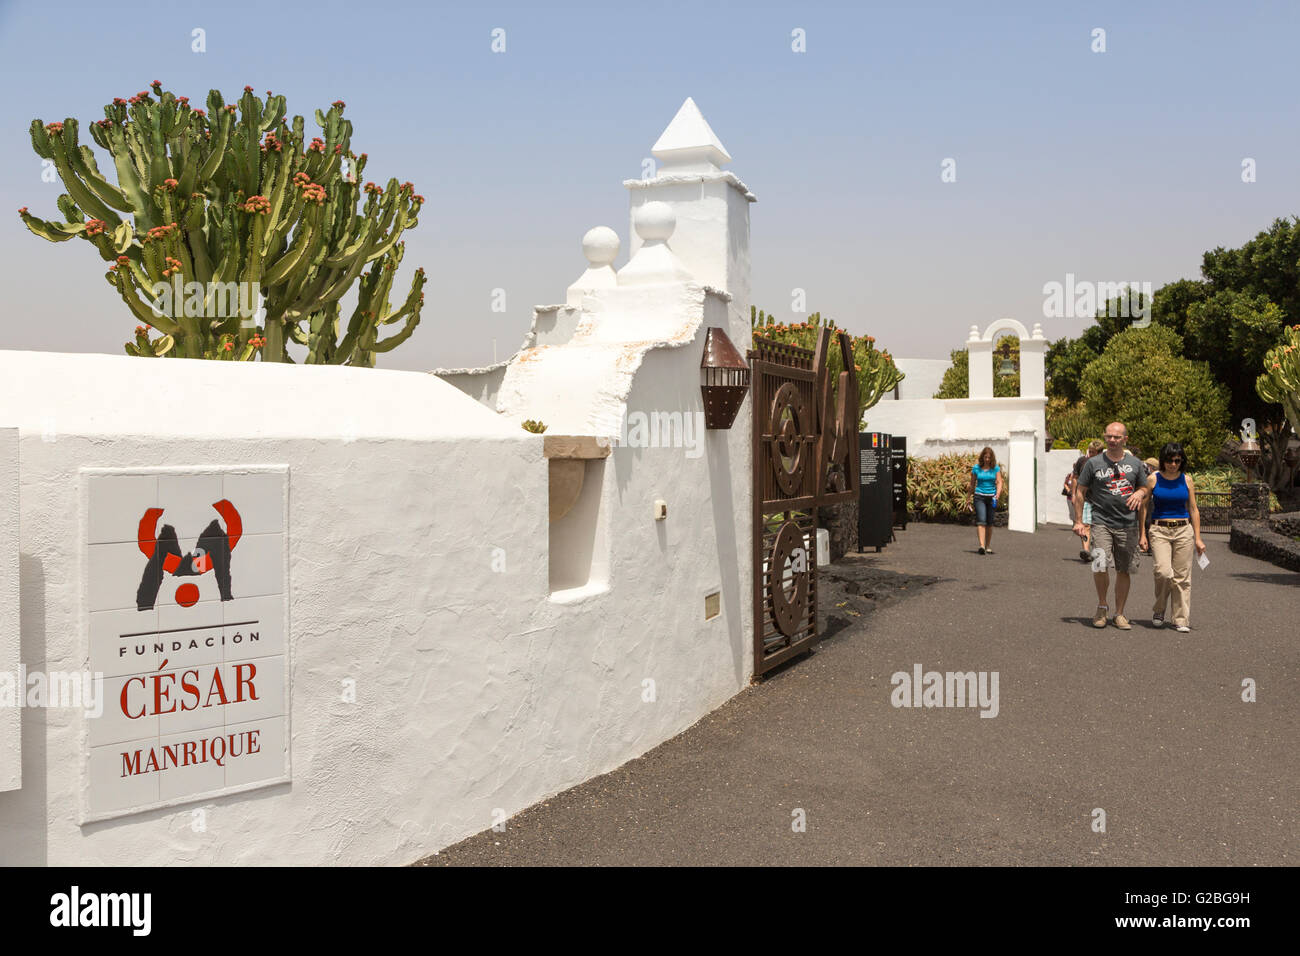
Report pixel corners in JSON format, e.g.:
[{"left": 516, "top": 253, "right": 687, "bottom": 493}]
[
  {"left": 864, "top": 396, "right": 1051, "bottom": 524},
  {"left": 0, "top": 349, "right": 750, "bottom": 865}
]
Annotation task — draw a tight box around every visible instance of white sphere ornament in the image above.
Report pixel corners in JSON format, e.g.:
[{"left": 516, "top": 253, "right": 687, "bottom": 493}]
[
  {"left": 634, "top": 201, "right": 676, "bottom": 242},
  {"left": 581, "top": 226, "right": 620, "bottom": 266}
]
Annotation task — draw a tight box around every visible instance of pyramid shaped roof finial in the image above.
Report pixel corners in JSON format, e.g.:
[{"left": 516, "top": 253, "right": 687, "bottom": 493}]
[{"left": 651, "top": 97, "right": 731, "bottom": 170}]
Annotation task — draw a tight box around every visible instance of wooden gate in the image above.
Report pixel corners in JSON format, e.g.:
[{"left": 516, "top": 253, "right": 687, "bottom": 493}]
[{"left": 750, "top": 328, "right": 859, "bottom": 676}]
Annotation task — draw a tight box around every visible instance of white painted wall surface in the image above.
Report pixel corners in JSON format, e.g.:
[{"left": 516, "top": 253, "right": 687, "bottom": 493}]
[
  {"left": 880, "top": 358, "right": 951, "bottom": 403},
  {"left": 1043, "top": 448, "right": 1086, "bottom": 526},
  {"left": 0, "top": 348, "right": 751, "bottom": 865},
  {"left": 1007, "top": 431, "right": 1037, "bottom": 533},
  {"left": 0, "top": 427, "right": 18, "bottom": 792}
]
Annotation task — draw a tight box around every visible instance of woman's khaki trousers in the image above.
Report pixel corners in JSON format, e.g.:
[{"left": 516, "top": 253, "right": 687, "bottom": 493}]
[{"left": 1150, "top": 522, "right": 1194, "bottom": 627}]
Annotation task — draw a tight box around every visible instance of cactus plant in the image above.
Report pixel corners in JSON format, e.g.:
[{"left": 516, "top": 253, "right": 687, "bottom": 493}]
[
  {"left": 521, "top": 419, "right": 547, "bottom": 433},
  {"left": 751, "top": 307, "right": 904, "bottom": 424},
  {"left": 20, "top": 83, "right": 425, "bottom": 365},
  {"left": 1257, "top": 324, "right": 1300, "bottom": 438}
]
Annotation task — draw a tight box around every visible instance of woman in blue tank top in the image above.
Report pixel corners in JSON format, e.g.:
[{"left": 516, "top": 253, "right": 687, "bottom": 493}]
[
  {"left": 966, "top": 446, "right": 1003, "bottom": 555},
  {"left": 1141, "top": 442, "right": 1206, "bottom": 631}
]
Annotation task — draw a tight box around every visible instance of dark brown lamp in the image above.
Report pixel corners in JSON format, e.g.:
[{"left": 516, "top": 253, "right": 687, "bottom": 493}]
[
  {"left": 700, "top": 327, "right": 750, "bottom": 429},
  {"left": 1238, "top": 437, "right": 1262, "bottom": 483}
]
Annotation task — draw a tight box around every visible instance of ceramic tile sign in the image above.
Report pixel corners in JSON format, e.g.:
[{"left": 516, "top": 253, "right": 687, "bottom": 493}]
[{"left": 82, "top": 467, "right": 289, "bottom": 821}]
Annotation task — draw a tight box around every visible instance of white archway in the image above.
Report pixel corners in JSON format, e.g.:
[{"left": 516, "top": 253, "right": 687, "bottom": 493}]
[{"left": 968, "top": 318, "right": 1045, "bottom": 400}]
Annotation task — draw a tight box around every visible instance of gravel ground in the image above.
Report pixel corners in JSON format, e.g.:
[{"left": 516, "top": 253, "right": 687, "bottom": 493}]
[{"left": 414, "top": 523, "right": 1296, "bottom": 866}]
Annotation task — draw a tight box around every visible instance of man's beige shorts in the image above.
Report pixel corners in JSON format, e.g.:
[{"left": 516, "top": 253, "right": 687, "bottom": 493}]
[{"left": 1092, "top": 522, "right": 1140, "bottom": 574}]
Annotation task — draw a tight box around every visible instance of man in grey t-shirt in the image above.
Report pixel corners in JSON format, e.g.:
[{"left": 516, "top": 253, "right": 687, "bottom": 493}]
[{"left": 1072, "top": 421, "right": 1150, "bottom": 630}]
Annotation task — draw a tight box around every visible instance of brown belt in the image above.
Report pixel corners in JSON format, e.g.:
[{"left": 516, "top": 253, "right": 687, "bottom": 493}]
[{"left": 1155, "top": 519, "right": 1189, "bottom": 526}]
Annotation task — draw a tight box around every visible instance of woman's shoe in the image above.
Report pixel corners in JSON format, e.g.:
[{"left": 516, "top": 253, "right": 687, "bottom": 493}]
[
  {"left": 1079, "top": 549, "right": 1091, "bottom": 561},
  {"left": 984, "top": 548, "right": 994, "bottom": 554},
  {"left": 978, "top": 547, "right": 986, "bottom": 555},
  {"left": 1152, "top": 613, "right": 1164, "bottom": 627},
  {"left": 1175, "top": 624, "right": 1190, "bottom": 633}
]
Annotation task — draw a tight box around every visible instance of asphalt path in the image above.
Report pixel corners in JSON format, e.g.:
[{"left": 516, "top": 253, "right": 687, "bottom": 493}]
[{"left": 416, "top": 523, "right": 1296, "bottom": 866}]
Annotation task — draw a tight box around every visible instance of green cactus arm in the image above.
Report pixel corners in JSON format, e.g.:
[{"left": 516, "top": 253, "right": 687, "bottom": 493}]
[
  {"left": 263, "top": 214, "right": 319, "bottom": 286},
  {"left": 43, "top": 122, "right": 123, "bottom": 228},
  {"left": 102, "top": 125, "right": 155, "bottom": 231},
  {"left": 182, "top": 203, "right": 213, "bottom": 282},
  {"left": 196, "top": 112, "right": 231, "bottom": 183},
  {"left": 18, "top": 209, "right": 86, "bottom": 242},
  {"left": 70, "top": 144, "right": 132, "bottom": 212},
  {"left": 113, "top": 269, "right": 180, "bottom": 334}
]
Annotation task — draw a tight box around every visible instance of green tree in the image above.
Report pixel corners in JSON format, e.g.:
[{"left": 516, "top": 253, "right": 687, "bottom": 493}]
[
  {"left": 1045, "top": 333, "right": 1100, "bottom": 404},
  {"left": 1080, "top": 326, "right": 1230, "bottom": 467},
  {"left": 934, "top": 335, "right": 1020, "bottom": 398},
  {"left": 1045, "top": 219, "right": 1300, "bottom": 490}
]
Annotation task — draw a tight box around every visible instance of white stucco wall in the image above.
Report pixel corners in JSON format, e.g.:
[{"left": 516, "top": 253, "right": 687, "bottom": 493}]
[
  {"left": 0, "top": 348, "right": 752, "bottom": 865},
  {"left": 880, "top": 358, "right": 951, "bottom": 403},
  {"left": 1, "top": 427, "right": 18, "bottom": 792}
]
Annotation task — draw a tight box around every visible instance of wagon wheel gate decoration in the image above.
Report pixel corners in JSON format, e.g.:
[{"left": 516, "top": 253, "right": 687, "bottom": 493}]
[{"left": 749, "top": 328, "right": 859, "bottom": 676}]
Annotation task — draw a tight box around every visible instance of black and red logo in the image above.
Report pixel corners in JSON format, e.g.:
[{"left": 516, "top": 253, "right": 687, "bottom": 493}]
[{"left": 135, "top": 499, "right": 242, "bottom": 611}]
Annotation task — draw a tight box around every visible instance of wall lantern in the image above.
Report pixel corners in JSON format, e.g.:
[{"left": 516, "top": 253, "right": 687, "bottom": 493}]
[{"left": 700, "top": 327, "right": 750, "bottom": 429}]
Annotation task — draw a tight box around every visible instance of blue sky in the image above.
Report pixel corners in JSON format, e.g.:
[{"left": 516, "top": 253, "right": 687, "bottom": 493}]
[{"left": 1, "top": 0, "right": 1297, "bottom": 370}]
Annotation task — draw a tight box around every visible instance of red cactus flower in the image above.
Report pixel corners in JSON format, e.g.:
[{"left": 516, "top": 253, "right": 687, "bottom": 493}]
[
  {"left": 413, "top": 194, "right": 425, "bottom": 204},
  {"left": 163, "top": 178, "right": 178, "bottom": 191},
  {"left": 241, "top": 195, "right": 271, "bottom": 215},
  {"left": 45, "top": 122, "right": 65, "bottom": 134},
  {"left": 194, "top": 108, "right": 206, "bottom": 117},
  {"left": 151, "top": 80, "right": 161, "bottom": 87},
  {"left": 178, "top": 96, "right": 189, "bottom": 105},
  {"left": 266, "top": 90, "right": 273, "bottom": 97},
  {"left": 332, "top": 100, "right": 345, "bottom": 109},
  {"left": 113, "top": 97, "right": 127, "bottom": 106},
  {"left": 244, "top": 85, "right": 254, "bottom": 92},
  {"left": 18, "top": 207, "right": 27, "bottom": 215},
  {"left": 117, "top": 255, "right": 130, "bottom": 264},
  {"left": 224, "top": 342, "right": 234, "bottom": 351},
  {"left": 84, "top": 219, "right": 106, "bottom": 236}
]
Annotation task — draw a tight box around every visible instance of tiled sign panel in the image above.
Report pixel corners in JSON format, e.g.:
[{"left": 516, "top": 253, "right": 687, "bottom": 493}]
[{"left": 83, "top": 467, "right": 289, "bottom": 820}]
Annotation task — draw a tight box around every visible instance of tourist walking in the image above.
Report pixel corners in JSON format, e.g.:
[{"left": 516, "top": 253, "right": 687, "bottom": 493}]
[
  {"left": 1072, "top": 422, "right": 1150, "bottom": 628},
  {"left": 1072, "top": 440, "right": 1104, "bottom": 561},
  {"left": 1143, "top": 443, "right": 1206, "bottom": 632},
  {"left": 967, "top": 446, "right": 1003, "bottom": 555}
]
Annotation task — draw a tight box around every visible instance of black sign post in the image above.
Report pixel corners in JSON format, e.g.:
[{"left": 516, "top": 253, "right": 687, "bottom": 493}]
[
  {"left": 858, "top": 432, "right": 894, "bottom": 552},
  {"left": 890, "top": 435, "right": 908, "bottom": 530}
]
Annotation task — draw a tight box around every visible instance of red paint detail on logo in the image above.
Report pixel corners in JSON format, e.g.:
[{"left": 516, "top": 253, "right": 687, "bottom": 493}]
[
  {"left": 175, "top": 583, "right": 200, "bottom": 607},
  {"left": 138, "top": 508, "right": 164, "bottom": 557},
  {"left": 213, "top": 498, "right": 242, "bottom": 550}
]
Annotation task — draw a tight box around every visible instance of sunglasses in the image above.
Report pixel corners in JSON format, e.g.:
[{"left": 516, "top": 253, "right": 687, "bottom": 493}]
[{"left": 1167, "top": 458, "right": 1183, "bottom": 464}]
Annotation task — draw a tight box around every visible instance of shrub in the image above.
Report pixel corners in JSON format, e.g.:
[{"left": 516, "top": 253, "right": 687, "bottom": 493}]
[
  {"left": 1047, "top": 397, "right": 1098, "bottom": 447},
  {"left": 907, "top": 454, "right": 1009, "bottom": 520},
  {"left": 1080, "top": 326, "right": 1231, "bottom": 467}
]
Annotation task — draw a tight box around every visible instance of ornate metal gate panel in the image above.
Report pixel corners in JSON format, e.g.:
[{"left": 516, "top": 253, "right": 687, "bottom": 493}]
[{"left": 750, "top": 329, "right": 859, "bottom": 676}]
